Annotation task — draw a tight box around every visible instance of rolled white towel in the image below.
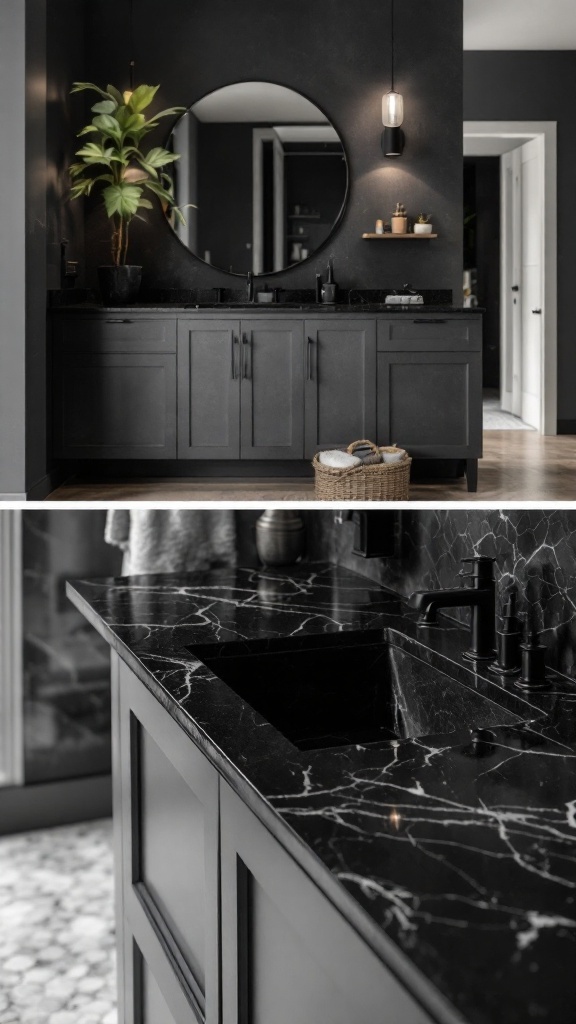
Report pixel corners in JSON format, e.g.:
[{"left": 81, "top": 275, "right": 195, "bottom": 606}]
[
  {"left": 382, "top": 448, "right": 407, "bottom": 463},
  {"left": 318, "top": 449, "right": 362, "bottom": 469}
]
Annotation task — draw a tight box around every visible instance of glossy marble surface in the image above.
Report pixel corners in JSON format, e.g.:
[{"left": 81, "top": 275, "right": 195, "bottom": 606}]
[{"left": 67, "top": 564, "right": 576, "bottom": 1024}]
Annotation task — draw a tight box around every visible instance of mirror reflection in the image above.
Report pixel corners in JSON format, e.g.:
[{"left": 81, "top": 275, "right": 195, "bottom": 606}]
[{"left": 168, "top": 82, "right": 347, "bottom": 275}]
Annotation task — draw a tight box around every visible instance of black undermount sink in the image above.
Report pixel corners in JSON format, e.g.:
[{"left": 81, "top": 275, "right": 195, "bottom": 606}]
[{"left": 187, "top": 634, "right": 537, "bottom": 752}]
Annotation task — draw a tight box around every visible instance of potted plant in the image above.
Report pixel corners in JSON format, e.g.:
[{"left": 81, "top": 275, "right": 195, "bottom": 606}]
[
  {"left": 69, "top": 82, "right": 186, "bottom": 305},
  {"left": 414, "top": 213, "right": 433, "bottom": 235},
  {"left": 391, "top": 202, "right": 408, "bottom": 234}
]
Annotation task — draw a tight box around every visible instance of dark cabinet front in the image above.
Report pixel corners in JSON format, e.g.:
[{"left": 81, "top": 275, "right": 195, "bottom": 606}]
[
  {"left": 178, "top": 320, "right": 241, "bottom": 459},
  {"left": 240, "top": 319, "right": 304, "bottom": 459},
  {"left": 53, "top": 318, "right": 177, "bottom": 459},
  {"left": 112, "top": 653, "right": 434, "bottom": 1024},
  {"left": 178, "top": 318, "right": 304, "bottom": 459},
  {"left": 52, "top": 311, "right": 482, "bottom": 473},
  {"left": 304, "top": 320, "right": 377, "bottom": 457}
]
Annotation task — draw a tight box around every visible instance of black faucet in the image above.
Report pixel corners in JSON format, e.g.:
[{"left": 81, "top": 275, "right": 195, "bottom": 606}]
[
  {"left": 408, "top": 555, "right": 497, "bottom": 661},
  {"left": 246, "top": 271, "right": 254, "bottom": 302}
]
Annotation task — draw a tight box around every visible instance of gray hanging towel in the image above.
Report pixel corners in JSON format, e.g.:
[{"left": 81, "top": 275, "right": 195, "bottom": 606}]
[{"left": 104, "top": 509, "right": 237, "bottom": 575}]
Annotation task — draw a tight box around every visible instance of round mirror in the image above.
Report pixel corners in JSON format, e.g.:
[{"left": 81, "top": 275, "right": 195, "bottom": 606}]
[{"left": 167, "top": 82, "right": 348, "bottom": 276}]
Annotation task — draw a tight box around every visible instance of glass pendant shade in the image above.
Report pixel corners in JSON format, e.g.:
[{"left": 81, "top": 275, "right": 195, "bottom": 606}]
[{"left": 382, "top": 90, "right": 404, "bottom": 128}]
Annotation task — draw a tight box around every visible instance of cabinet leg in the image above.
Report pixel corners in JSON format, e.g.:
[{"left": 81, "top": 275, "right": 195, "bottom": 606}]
[{"left": 466, "top": 459, "right": 478, "bottom": 493}]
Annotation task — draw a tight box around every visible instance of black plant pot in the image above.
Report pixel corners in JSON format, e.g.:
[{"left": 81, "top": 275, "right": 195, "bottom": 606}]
[{"left": 98, "top": 265, "right": 142, "bottom": 306}]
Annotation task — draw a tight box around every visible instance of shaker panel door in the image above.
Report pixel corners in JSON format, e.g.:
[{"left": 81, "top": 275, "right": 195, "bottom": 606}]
[
  {"left": 220, "top": 780, "right": 432, "bottom": 1024},
  {"left": 377, "top": 351, "right": 482, "bottom": 457},
  {"left": 240, "top": 320, "right": 304, "bottom": 459},
  {"left": 54, "top": 351, "right": 177, "bottom": 459},
  {"left": 178, "top": 320, "right": 241, "bottom": 459},
  {"left": 113, "top": 655, "right": 219, "bottom": 1024},
  {"left": 304, "top": 320, "right": 376, "bottom": 457}
]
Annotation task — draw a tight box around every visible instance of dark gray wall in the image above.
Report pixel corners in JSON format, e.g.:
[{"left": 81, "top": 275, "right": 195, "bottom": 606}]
[
  {"left": 83, "top": 0, "right": 463, "bottom": 297},
  {"left": 464, "top": 156, "right": 500, "bottom": 389},
  {"left": 464, "top": 51, "right": 576, "bottom": 426},
  {"left": 307, "top": 510, "right": 576, "bottom": 679},
  {"left": 0, "top": 0, "right": 85, "bottom": 498},
  {"left": 0, "top": 0, "right": 27, "bottom": 498}
]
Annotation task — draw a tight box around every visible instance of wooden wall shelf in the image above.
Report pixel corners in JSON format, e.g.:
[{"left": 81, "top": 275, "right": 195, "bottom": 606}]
[{"left": 362, "top": 232, "right": 438, "bottom": 239}]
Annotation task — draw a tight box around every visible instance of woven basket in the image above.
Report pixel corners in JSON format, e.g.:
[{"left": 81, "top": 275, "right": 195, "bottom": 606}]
[{"left": 313, "top": 440, "right": 411, "bottom": 501}]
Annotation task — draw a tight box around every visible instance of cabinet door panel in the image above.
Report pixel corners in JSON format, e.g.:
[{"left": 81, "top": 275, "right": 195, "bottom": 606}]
[
  {"left": 377, "top": 351, "right": 482, "bottom": 457},
  {"left": 220, "top": 781, "right": 431, "bottom": 1024},
  {"left": 178, "top": 320, "right": 240, "bottom": 458},
  {"left": 304, "top": 320, "right": 376, "bottom": 456},
  {"left": 54, "top": 352, "right": 177, "bottom": 458},
  {"left": 112, "top": 655, "right": 219, "bottom": 1024},
  {"left": 240, "top": 320, "right": 304, "bottom": 459}
]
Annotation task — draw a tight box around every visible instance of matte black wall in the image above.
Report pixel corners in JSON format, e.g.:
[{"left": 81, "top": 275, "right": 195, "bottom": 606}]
[
  {"left": 464, "top": 51, "right": 576, "bottom": 427},
  {"left": 84, "top": 0, "right": 463, "bottom": 297}
]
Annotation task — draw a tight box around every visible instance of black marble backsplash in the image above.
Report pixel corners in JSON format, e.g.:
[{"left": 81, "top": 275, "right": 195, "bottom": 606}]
[{"left": 306, "top": 510, "right": 576, "bottom": 678}]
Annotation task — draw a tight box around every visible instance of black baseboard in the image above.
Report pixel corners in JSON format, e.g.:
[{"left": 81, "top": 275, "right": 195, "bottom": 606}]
[
  {"left": 557, "top": 420, "right": 576, "bottom": 435},
  {"left": 0, "top": 774, "right": 112, "bottom": 835},
  {"left": 26, "top": 466, "right": 70, "bottom": 500}
]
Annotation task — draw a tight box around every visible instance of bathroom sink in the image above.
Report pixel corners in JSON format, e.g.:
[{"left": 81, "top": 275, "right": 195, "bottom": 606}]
[{"left": 186, "top": 635, "right": 537, "bottom": 751}]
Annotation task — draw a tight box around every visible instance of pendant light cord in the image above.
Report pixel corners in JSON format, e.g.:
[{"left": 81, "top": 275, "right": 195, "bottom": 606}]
[
  {"left": 129, "top": 0, "right": 135, "bottom": 90},
  {"left": 390, "top": 0, "right": 395, "bottom": 92}
]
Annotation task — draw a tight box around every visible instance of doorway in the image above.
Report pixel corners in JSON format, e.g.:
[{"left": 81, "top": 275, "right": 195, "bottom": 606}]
[{"left": 463, "top": 122, "right": 557, "bottom": 435}]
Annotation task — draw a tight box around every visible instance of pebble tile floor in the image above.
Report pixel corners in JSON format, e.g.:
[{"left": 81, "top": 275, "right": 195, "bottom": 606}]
[{"left": 0, "top": 820, "right": 117, "bottom": 1024}]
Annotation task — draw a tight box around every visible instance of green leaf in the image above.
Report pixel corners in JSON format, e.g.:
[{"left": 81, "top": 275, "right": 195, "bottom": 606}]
[
  {"left": 77, "top": 124, "right": 99, "bottom": 136},
  {"left": 150, "top": 106, "right": 187, "bottom": 120},
  {"left": 143, "top": 147, "right": 179, "bottom": 168},
  {"left": 91, "top": 99, "right": 117, "bottom": 114},
  {"left": 106, "top": 84, "right": 124, "bottom": 105},
  {"left": 92, "top": 113, "right": 122, "bottom": 139},
  {"left": 127, "top": 84, "right": 159, "bottom": 113},
  {"left": 71, "top": 81, "right": 111, "bottom": 99},
  {"left": 143, "top": 179, "right": 176, "bottom": 205},
  {"left": 137, "top": 161, "right": 158, "bottom": 179},
  {"left": 69, "top": 162, "right": 87, "bottom": 178},
  {"left": 102, "top": 182, "right": 142, "bottom": 218},
  {"left": 116, "top": 107, "right": 146, "bottom": 134},
  {"left": 138, "top": 198, "right": 153, "bottom": 209}
]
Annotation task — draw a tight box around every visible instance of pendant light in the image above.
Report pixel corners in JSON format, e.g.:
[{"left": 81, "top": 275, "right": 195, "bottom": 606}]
[{"left": 382, "top": 0, "right": 404, "bottom": 157}]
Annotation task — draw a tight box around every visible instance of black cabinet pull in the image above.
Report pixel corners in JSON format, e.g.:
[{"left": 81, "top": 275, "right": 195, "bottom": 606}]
[
  {"left": 231, "top": 335, "right": 239, "bottom": 379},
  {"left": 413, "top": 318, "right": 447, "bottom": 324},
  {"left": 242, "top": 333, "right": 250, "bottom": 379},
  {"left": 306, "top": 337, "right": 314, "bottom": 380},
  {"left": 105, "top": 318, "right": 134, "bottom": 323}
]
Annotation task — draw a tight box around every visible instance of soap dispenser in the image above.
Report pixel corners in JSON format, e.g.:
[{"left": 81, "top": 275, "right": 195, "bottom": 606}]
[
  {"left": 321, "top": 259, "right": 338, "bottom": 304},
  {"left": 489, "top": 592, "right": 523, "bottom": 677}
]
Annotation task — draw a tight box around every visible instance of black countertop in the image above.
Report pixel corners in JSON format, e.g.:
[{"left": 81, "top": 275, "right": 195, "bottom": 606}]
[
  {"left": 67, "top": 564, "right": 576, "bottom": 1024},
  {"left": 51, "top": 302, "right": 482, "bottom": 314}
]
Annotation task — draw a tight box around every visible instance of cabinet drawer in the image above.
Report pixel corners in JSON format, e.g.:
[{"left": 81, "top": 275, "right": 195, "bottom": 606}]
[
  {"left": 377, "top": 318, "right": 481, "bottom": 352},
  {"left": 55, "top": 317, "right": 177, "bottom": 353}
]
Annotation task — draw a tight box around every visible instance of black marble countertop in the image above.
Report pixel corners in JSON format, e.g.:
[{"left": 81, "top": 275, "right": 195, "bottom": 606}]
[
  {"left": 67, "top": 564, "right": 576, "bottom": 1024},
  {"left": 51, "top": 302, "right": 482, "bottom": 315}
]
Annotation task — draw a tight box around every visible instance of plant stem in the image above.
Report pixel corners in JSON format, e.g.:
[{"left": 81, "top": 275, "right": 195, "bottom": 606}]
[{"left": 122, "top": 219, "right": 130, "bottom": 266}]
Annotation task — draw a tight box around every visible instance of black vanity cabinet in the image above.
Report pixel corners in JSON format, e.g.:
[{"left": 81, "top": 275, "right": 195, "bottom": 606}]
[
  {"left": 304, "top": 319, "right": 377, "bottom": 457},
  {"left": 52, "top": 316, "right": 177, "bottom": 459},
  {"left": 376, "top": 317, "right": 482, "bottom": 490},
  {"left": 52, "top": 309, "right": 482, "bottom": 485},
  {"left": 112, "top": 652, "right": 434, "bottom": 1024},
  {"left": 177, "top": 319, "right": 304, "bottom": 460}
]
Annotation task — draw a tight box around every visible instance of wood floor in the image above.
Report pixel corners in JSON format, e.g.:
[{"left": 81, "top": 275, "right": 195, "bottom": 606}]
[{"left": 45, "top": 431, "right": 576, "bottom": 503}]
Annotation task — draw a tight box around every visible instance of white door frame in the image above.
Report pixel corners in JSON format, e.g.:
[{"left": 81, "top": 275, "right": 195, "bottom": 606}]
[
  {"left": 463, "top": 121, "right": 557, "bottom": 435},
  {"left": 0, "top": 510, "right": 24, "bottom": 787}
]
